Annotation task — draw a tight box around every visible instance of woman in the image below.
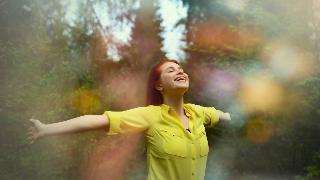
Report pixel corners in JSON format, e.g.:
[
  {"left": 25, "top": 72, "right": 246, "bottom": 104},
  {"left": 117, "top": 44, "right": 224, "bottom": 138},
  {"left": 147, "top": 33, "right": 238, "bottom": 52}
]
[{"left": 27, "top": 59, "right": 231, "bottom": 180}]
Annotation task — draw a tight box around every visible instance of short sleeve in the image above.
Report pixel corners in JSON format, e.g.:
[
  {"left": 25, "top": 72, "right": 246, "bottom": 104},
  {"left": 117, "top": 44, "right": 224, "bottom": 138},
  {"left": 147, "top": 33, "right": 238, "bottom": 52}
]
[
  {"left": 201, "top": 106, "right": 220, "bottom": 128},
  {"left": 189, "top": 104, "right": 220, "bottom": 128},
  {"left": 103, "top": 105, "right": 160, "bottom": 135}
]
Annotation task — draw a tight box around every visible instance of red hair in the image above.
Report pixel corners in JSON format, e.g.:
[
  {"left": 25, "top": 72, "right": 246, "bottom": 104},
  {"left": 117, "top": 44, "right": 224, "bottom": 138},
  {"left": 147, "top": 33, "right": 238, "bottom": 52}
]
[{"left": 146, "top": 59, "right": 179, "bottom": 106}]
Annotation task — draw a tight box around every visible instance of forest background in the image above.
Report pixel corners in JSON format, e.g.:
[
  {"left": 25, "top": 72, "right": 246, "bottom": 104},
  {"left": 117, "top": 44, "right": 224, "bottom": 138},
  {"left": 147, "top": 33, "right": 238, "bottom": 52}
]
[{"left": 1, "top": 0, "right": 320, "bottom": 179}]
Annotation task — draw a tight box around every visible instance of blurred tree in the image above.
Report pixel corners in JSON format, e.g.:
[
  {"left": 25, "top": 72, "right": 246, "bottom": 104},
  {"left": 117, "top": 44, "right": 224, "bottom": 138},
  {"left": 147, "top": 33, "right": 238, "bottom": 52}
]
[{"left": 1, "top": 0, "right": 320, "bottom": 179}]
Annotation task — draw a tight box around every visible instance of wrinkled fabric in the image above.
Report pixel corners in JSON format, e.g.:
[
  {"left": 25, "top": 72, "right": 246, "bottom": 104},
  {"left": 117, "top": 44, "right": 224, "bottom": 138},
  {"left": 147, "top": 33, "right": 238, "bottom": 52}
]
[{"left": 103, "top": 103, "right": 219, "bottom": 180}]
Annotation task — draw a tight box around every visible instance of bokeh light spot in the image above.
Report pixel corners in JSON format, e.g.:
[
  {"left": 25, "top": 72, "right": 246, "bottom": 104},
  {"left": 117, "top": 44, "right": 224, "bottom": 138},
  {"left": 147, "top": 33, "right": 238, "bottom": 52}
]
[
  {"left": 262, "top": 42, "right": 315, "bottom": 81},
  {"left": 238, "top": 74, "right": 283, "bottom": 113},
  {"left": 70, "top": 88, "right": 102, "bottom": 115},
  {"left": 245, "top": 119, "right": 274, "bottom": 144}
]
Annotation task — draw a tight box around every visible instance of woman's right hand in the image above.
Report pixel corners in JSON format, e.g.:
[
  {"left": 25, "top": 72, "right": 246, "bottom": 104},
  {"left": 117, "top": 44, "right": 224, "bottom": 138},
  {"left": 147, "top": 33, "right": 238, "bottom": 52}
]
[{"left": 27, "top": 118, "right": 46, "bottom": 144}]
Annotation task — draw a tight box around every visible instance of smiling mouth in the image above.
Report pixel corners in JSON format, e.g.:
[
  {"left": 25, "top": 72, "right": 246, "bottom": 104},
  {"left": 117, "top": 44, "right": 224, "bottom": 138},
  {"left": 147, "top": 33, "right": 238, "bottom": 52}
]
[{"left": 174, "top": 76, "right": 187, "bottom": 82}]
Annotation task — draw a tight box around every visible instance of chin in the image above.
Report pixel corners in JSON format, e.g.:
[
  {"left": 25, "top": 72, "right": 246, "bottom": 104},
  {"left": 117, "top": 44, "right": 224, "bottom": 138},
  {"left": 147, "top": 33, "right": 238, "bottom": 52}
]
[{"left": 174, "top": 86, "right": 189, "bottom": 94}]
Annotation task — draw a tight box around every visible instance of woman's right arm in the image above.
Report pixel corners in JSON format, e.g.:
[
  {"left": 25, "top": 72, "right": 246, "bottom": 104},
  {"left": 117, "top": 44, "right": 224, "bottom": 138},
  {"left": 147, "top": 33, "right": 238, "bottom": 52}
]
[{"left": 27, "top": 115, "right": 109, "bottom": 144}]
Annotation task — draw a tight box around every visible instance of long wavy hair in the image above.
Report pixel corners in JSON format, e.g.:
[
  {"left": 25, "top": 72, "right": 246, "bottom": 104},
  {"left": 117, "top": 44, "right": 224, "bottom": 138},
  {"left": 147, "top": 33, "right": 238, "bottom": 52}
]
[{"left": 146, "top": 59, "right": 179, "bottom": 106}]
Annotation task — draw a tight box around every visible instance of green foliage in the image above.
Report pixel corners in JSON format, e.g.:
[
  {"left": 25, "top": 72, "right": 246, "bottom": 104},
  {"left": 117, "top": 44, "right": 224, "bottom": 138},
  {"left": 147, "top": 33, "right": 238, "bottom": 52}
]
[{"left": 1, "top": 0, "right": 320, "bottom": 180}]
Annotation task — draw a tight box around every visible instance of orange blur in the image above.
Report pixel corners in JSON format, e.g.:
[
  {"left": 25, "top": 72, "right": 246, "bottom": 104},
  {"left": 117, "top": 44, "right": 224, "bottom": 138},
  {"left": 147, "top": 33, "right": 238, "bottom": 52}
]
[
  {"left": 238, "top": 74, "right": 284, "bottom": 113},
  {"left": 245, "top": 118, "right": 274, "bottom": 144},
  {"left": 188, "top": 21, "right": 263, "bottom": 56}
]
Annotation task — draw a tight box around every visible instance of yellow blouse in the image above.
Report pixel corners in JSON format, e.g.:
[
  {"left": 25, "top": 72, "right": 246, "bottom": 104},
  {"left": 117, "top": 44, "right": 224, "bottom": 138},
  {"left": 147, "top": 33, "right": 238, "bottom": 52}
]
[{"left": 103, "top": 103, "right": 220, "bottom": 180}]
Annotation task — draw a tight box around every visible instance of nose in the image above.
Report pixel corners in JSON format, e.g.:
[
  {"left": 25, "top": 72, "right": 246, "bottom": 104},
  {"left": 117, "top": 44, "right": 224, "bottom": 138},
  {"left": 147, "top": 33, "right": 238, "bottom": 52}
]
[{"left": 177, "top": 69, "right": 183, "bottom": 74}]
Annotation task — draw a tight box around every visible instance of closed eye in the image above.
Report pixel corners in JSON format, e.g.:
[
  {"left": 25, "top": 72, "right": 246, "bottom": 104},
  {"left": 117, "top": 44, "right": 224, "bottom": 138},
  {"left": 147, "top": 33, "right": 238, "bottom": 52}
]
[
  {"left": 166, "top": 67, "right": 175, "bottom": 73},
  {"left": 166, "top": 66, "right": 183, "bottom": 73}
]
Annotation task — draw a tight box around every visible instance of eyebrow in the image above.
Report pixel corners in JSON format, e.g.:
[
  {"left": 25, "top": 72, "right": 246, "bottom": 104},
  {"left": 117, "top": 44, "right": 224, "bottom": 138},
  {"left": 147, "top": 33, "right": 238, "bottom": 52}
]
[{"left": 165, "top": 66, "right": 182, "bottom": 71}]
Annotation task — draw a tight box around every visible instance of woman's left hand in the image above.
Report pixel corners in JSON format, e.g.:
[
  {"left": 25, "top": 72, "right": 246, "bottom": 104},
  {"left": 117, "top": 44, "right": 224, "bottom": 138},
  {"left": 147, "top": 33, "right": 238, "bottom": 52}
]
[{"left": 218, "top": 111, "right": 231, "bottom": 127}]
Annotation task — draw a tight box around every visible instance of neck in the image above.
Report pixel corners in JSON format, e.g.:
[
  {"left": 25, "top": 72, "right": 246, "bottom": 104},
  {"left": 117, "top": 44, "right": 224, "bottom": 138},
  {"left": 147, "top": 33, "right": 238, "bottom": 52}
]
[{"left": 162, "top": 93, "right": 185, "bottom": 116}]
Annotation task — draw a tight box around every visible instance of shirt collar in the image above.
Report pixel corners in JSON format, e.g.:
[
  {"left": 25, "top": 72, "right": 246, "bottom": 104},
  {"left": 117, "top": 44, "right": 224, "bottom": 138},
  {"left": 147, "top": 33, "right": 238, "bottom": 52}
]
[{"left": 160, "top": 103, "right": 192, "bottom": 118}]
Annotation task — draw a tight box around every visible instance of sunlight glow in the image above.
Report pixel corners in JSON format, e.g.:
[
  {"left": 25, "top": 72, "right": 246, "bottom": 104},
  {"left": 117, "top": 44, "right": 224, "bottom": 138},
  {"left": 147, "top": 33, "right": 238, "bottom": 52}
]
[
  {"left": 62, "top": 0, "right": 140, "bottom": 61},
  {"left": 52, "top": 0, "right": 190, "bottom": 62},
  {"left": 61, "top": 0, "right": 83, "bottom": 27},
  {"left": 93, "top": 0, "right": 140, "bottom": 61},
  {"left": 156, "top": 0, "right": 188, "bottom": 61}
]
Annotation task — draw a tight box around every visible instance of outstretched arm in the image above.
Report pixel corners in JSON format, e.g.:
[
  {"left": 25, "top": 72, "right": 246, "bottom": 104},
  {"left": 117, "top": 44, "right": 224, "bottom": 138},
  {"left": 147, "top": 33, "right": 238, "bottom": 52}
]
[{"left": 27, "top": 115, "right": 109, "bottom": 144}]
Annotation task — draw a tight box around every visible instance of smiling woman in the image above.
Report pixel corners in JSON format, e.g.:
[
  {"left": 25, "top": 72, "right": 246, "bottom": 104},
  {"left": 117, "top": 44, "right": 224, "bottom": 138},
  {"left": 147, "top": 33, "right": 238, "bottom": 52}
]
[{"left": 27, "top": 59, "right": 231, "bottom": 180}]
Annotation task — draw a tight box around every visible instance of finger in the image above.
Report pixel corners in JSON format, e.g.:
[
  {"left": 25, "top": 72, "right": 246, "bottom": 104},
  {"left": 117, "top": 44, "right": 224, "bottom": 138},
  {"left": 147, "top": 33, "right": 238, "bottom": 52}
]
[
  {"left": 27, "top": 131, "right": 35, "bottom": 138},
  {"left": 29, "top": 139, "right": 34, "bottom": 145},
  {"left": 28, "top": 136, "right": 38, "bottom": 145},
  {"left": 27, "top": 131, "right": 35, "bottom": 137},
  {"left": 27, "top": 130, "right": 34, "bottom": 136},
  {"left": 27, "top": 136, "right": 34, "bottom": 142},
  {"left": 27, "top": 132, "right": 33, "bottom": 137},
  {"left": 29, "top": 118, "right": 39, "bottom": 123},
  {"left": 28, "top": 126, "right": 36, "bottom": 132},
  {"left": 227, "top": 113, "right": 231, "bottom": 120},
  {"left": 27, "top": 135, "right": 34, "bottom": 143}
]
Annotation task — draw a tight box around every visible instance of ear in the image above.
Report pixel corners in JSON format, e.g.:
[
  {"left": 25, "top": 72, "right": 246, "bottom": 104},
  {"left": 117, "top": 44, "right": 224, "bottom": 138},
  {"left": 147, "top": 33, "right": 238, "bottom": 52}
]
[{"left": 155, "top": 83, "right": 163, "bottom": 91}]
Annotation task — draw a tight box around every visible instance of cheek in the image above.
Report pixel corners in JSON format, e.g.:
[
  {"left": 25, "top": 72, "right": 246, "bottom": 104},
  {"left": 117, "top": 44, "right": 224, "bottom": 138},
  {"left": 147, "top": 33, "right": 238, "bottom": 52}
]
[{"left": 160, "top": 74, "right": 174, "bottom": 87}]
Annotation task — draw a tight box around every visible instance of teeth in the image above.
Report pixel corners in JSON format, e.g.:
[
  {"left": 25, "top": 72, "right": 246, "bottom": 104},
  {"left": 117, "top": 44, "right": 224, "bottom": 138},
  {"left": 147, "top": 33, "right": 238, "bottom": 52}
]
[{"left": 175, "top": 77, "right": 185, "bottom": 81}]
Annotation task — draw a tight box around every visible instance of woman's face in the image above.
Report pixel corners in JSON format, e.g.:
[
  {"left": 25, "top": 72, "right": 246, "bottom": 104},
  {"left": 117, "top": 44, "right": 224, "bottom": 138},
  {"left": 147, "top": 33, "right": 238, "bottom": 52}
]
[{"left": 157, "top": 62, "right": 189, "bottom": 94}]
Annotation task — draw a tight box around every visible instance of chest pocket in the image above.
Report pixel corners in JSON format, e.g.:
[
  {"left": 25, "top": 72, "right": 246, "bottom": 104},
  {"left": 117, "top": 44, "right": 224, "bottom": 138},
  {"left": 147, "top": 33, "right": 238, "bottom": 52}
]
[
  {"left": 158, "top": 129, "right": 187, "bottom": 158},
  {"left": 196, "top": 126, "right": 209, "bottom": 156}
]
